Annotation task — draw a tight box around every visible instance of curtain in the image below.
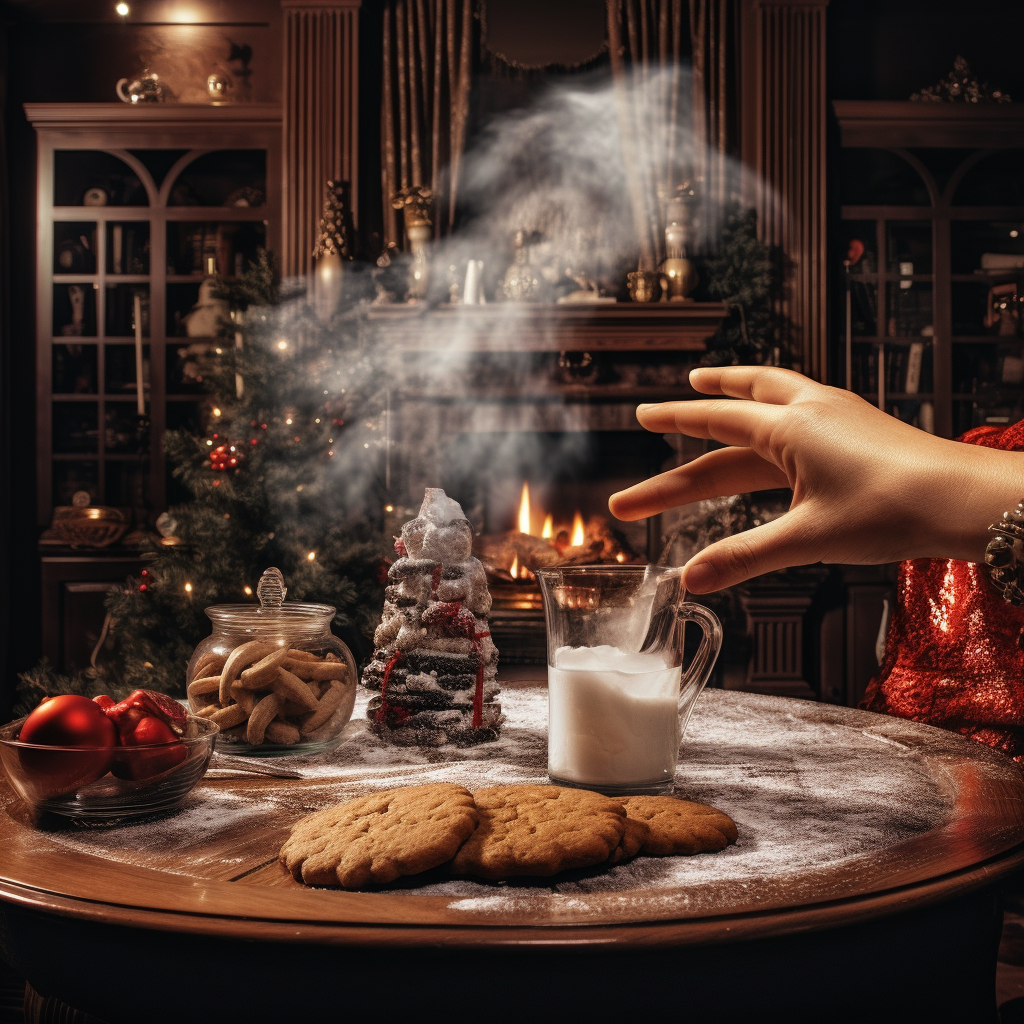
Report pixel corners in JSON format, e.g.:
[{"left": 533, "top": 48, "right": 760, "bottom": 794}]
[
  {"left": 606, "top": 0, "right": 732, "bottom": 266},
  {"left": 381, "top": 0, "right": 475, "bottom": 245}
]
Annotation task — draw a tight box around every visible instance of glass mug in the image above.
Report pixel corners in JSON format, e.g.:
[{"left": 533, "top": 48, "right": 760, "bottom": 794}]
[{"left": 536, "top": 565, "right": 722, "bottom": 795}]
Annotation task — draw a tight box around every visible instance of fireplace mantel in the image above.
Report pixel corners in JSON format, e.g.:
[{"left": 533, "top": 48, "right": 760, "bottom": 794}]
[{"left": 368, "top": 302, "right": 728, "bottom": 352}]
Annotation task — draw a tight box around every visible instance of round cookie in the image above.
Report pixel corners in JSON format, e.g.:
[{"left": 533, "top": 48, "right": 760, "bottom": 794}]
[
  {"left": 451, "top": 785, "right": 627, "bottom": 879},
  {"left": 621, "top": 795, "right": 738, "bottom": 856},
  {"left": 280, "top": 783, "right": 478, "bottom": 888},
  {"left": 607, "top": 815, "right": 650, "bottom": 866}
]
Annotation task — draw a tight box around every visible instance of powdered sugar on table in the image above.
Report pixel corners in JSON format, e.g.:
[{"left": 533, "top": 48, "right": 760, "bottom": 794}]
[{"left": 29, "top": 683, "right": 975, "bottom": 912}]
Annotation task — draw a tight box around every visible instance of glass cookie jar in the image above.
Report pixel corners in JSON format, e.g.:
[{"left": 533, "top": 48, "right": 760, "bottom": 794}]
[{"left": 185, "top": 568, "right": 358, "bottom": 756}]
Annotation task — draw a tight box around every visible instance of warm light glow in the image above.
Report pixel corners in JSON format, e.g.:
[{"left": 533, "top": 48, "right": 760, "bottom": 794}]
[
  {"left": 518, "top": 483, "right": 531, "bottom": 535},
  {"left": 541, "top": 514, "right": 553, "bottom": 539},
  {"left": 510, "top": 552, "right": 519, "bottom": 578},
  {"left": 1012, "top": 230, "right": 1020, "bottom": 238},
  {"left": 168, "top": 5, "right": 200, "bottom": 22},
  {"left": 385, "top": 504, "right": 394, "bottom": 512},
  {"left": 212, "top": 407, "right": 221, "bottom": 417},
  {"left": 277, "top": 340, "right": 288, "bottom": 351},
  {"left": 285, "top": 417, "right": 293, "bottom": 425},
  {"left": 616, "top": 552, "right": 626, "bottom": 563},
  {"left": 307, "top": 551, "right": 316, "bottom": 561},
  {"left": 571, "top": 511, "right": 585, "bottom": 547},
  {"left": 244, "top": 586, "right": 252, "bottom": 596},
  {"left": 184, "top": 582, "right": 193, "bottom": 593},
  {"left": 115, "top": 2, "right": 129, "bottom": 15}
]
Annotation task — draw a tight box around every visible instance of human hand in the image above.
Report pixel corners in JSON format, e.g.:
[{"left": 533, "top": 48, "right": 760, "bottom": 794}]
[{"left": 608, "top": 367, "right": 1024, "bottom": 592}]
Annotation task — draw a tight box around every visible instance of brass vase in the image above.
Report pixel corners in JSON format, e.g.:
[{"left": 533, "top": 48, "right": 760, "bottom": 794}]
[
  {"left": 627, "top": 270, "right": 662, "bottom": 303},
  {"left": 661, "top": 257, "right": 699, "bottom": 301}
]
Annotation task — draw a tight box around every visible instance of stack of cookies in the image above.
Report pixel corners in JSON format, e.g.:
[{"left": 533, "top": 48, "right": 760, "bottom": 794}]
[
  {"left": 362, "top": 489, "right": 502, "bottom": 747},
  {"left": 280, "top": 784, "right": 738, "bottom": 888}
]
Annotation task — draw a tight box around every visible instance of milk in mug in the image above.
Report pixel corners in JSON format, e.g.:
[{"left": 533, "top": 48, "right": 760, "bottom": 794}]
[{"left": 547, "top": 644, "right": 682, "bottom": 788}]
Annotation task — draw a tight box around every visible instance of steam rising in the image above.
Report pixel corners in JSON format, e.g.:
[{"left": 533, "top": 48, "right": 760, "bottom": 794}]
[{"left": 270, "top": 67, "right": 759, "bottom": 533}]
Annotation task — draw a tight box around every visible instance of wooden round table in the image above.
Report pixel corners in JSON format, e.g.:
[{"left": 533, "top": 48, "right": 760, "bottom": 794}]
[{"left": 1, "top": 686, "right": 1022, "bottom": 1023}]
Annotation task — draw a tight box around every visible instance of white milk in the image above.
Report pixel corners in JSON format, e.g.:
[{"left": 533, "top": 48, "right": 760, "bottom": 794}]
[{"left": 547, "top": 644, "right": 682, "bottom": 788}]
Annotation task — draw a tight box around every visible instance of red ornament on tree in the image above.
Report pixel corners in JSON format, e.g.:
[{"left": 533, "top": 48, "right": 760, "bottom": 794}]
[{"left": 210, "top": 443, "right": 243, "bottom": 472}]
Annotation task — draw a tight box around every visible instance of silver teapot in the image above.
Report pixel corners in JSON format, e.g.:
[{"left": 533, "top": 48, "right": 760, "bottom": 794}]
[{"left": 116, "top": 70, "right": 165, "bottom": 104}]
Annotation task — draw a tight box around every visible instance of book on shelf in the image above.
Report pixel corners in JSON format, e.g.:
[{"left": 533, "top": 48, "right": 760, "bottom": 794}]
[{"left": 904, "top": 342, "right": 924, "bottom": 394}]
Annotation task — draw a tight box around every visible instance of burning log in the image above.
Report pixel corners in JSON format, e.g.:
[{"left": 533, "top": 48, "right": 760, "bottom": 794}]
[{"left": 475, "top": 516, "right": 644, "bottom": 585}]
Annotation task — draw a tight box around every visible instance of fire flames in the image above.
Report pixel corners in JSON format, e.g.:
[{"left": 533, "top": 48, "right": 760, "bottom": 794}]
[{"left": 487, "top": 482, "right": 637, "bottom": 583}]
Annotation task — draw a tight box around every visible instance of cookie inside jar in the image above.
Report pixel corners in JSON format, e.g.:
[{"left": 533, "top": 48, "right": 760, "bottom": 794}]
[{"left": 185, "top": 567, "right": 358, "bottom": 756}]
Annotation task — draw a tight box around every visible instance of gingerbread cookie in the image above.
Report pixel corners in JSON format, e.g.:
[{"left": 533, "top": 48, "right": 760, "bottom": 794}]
[
  {"left": 451, "top": 785, "right": 627, "bottom": 879},
  {"left": 621, "top": 795, "right": 738, "bottom": 856},
  {"left": 280, "top": 783, "right": 478, "bottom": 888},
  {"left": 606, "top": 815, "right": 650, "bottom": 866}
]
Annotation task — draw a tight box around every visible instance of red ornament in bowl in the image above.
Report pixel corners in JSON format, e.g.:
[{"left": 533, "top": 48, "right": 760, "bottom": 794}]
[
  {"left": 17, "top": 694, "right": 118, "bottom": 799},
  {"left": 105, "top": 689, "right": 189, "bottom": 781}
]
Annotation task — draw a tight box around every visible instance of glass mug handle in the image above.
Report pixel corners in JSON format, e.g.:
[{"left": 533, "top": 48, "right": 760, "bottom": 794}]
[{"left": 676, "top": 601, "right": 723, "bottom": 728}]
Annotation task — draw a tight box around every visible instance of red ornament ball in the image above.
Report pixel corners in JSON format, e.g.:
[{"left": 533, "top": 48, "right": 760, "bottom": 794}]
[
  {"left": 210, "top": 443, "right": 243, "bottom": 472},
  {"left": 17, "top": 695, "right": 118, "bottom": 799}
]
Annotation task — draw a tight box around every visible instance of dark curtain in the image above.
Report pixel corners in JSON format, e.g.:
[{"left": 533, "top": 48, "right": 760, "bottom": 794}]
[
  {"left": 607, "top": 0, "right": 733, "bottom": 265},
  {"left": 381, "top": 0, "right": 475, "bottom": 244},
  {"left": 379, "top": 0, "right": 734, "bottom": 259}
]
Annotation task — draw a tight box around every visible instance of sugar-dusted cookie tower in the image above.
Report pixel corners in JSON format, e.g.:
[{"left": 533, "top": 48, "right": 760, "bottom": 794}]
[{"left": 363, "top": 489, "right": 502, "bottom": 746}]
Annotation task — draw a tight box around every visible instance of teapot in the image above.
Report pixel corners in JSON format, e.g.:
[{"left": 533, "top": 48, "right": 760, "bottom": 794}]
[{"left": 116, "top": 71, "right": 165, "bottom": 104}]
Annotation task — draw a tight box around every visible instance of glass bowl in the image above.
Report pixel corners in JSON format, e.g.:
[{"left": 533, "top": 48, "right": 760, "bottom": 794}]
[{"left": 0, "top": 714, "right": 218, "bottom": 822}]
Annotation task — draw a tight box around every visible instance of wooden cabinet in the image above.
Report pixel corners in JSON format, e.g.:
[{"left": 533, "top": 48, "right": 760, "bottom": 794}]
[
  {"left": 26, "top": 103, "right": 281, "bottom": 528},
  {"left": 27, "top": 103, "right": 281, "bottom": 670},
  {"left": 833, "top": 102, "right": 1024, "bottom": 439}
]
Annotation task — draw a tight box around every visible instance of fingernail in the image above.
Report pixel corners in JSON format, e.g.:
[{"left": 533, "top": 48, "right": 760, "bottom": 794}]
[
  {"left": 683, "top": 562, "right": 719, "bottom": 593},
  {"left": 637, "top": 403, "right": 653, "bottom": 411}
]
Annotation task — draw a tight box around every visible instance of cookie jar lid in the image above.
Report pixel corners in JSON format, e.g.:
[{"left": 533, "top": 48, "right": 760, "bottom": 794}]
[{"left": 204, "top": 567, "right": 335, "bottom": 639}]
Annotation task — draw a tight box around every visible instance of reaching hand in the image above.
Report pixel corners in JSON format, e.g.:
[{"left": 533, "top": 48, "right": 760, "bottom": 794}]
[{"left": 608, "top": 367, "right": 1024, "bottom": 593}]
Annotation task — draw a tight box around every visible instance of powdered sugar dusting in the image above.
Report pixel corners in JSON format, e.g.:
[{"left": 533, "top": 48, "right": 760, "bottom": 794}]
[{"left": 29, "top": 685, "right": 978, "bottom": 914}]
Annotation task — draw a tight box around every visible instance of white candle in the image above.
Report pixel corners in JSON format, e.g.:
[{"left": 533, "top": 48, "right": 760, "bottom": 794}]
[
  {"left": 133, "top": 292, "right": 145, "bottom": 415},
  {"left": 547, "top": 645, "right": 682, "bottom": 788}
]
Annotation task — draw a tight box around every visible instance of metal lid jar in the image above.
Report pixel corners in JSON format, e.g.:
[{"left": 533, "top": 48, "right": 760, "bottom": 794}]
[{"left": 185, "top": 568, "right": 357, "bottom": 756}]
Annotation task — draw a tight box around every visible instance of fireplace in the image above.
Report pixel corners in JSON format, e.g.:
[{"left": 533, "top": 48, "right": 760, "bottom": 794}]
[{"left": 372, "top": 302, "right": 730, "bottom": 662}]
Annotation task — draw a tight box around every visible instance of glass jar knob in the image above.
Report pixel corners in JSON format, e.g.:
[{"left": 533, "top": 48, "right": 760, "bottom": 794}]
[{"left": 256, "top": 567, "right": 287, "bottom": 608}]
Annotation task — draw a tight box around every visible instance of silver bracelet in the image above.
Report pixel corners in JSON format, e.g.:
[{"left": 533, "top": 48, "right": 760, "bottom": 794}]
[{"left": 984, "top": 500, "right": 1024, "bottom": 605}]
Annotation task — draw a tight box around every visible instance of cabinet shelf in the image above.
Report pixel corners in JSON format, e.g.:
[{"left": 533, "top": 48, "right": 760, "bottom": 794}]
[
  {"left": 834, "top": 101, "right": 1024, "bottom": 438},
  {"left": 29, "top": 102, "right": 281, "bottom": 526}
]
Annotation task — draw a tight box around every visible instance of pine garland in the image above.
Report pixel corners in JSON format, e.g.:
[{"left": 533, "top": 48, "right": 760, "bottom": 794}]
[{"left": 19, "top": 252, "right": 387, "bottom": 704}]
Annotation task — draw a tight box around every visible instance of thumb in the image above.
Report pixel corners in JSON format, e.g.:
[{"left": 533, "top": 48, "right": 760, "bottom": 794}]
[{"left": 681, "top": 512, "right": 817, "bottom": 593}]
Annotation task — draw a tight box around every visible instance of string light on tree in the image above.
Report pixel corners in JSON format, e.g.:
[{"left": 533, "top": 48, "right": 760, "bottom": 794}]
[{"left": 17, "top": 250, "right": 387, "bottom": 702}]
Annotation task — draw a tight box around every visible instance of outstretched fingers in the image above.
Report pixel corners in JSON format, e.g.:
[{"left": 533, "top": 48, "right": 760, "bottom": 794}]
[
  {"left": 681, "top": 510, "right": 818, "bottom": 593},
  {"left": 688, "top": 366, "right": 817, "bottom": 404},
  {"left": 636, "top": 398, "right": 785, "bottom": 449},
  {"left": 609, "top": 447, "right": 789, "bottom": 522}
]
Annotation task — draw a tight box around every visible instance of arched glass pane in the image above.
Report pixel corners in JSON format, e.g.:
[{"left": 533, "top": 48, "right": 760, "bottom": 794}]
[
  {"left": 167, "top": 150, "right": 266, "bottom": 207},
  {"left": 953, "top": 150, "right": 1024, "bottom": 206},
  {"left": 838, "top": 149, "right": 930, "bottom": 206},
  {"left": 54, "top": 151, "right": 148, "bottom": 206}
]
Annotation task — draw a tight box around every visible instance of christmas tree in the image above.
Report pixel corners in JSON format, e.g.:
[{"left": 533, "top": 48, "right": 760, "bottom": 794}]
[
  {"left": 18, "top": 252, "right": 387, "bottom": 710},
  {"left": 699, "top": 206, "right": 787, "bottom": 367}
]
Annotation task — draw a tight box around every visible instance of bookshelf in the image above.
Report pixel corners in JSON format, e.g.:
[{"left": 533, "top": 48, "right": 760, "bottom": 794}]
[
  {"left": 26, "top": 103, "right": 281, "bottom": 528},
  {"left": 833, "top": 102, "right": 1024, "bottom": 439}
]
